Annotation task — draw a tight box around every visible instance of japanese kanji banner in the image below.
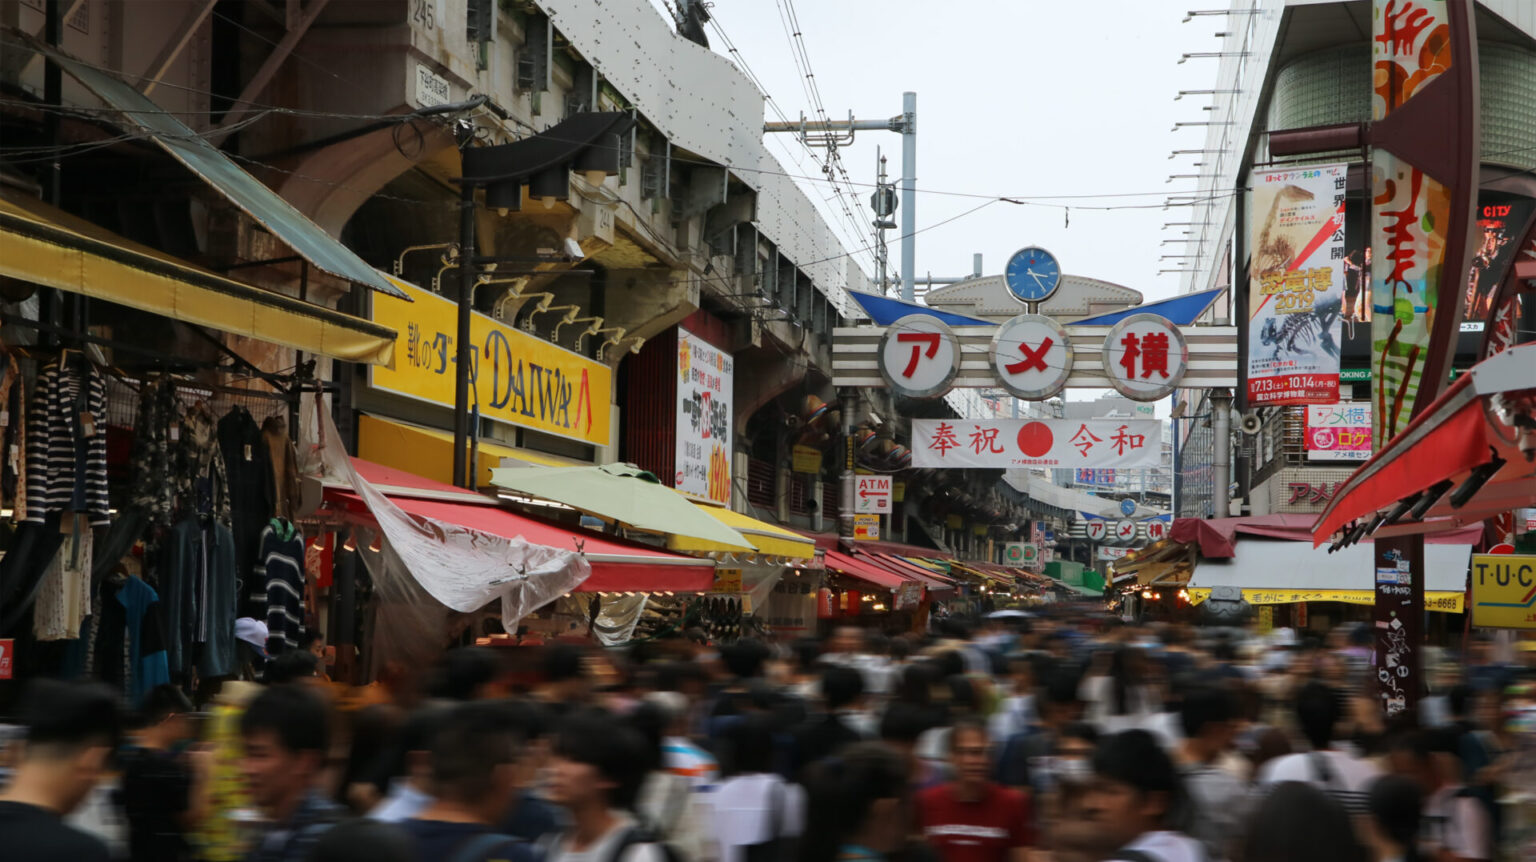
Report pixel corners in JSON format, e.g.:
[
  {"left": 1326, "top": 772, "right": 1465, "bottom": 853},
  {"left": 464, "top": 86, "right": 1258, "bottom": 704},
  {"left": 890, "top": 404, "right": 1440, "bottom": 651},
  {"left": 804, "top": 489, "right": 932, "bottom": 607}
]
[
  {"left": 912, "top": 419, "right": 1162, "bottom": 469},
  {"left": 676, "top": 328, "right": 733, "bottom": 504},
  {"left": 1246, "top": 162, "right": 1349, "bottom": 406}
]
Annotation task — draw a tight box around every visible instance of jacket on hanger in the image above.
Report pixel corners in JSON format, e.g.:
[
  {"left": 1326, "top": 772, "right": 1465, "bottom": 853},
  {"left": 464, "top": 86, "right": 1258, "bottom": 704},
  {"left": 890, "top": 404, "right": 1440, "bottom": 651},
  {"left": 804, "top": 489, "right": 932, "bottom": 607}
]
[
  {"left": 255, "top": 518, "right": 305, "bottom": 652},
  {"left": 24, "top": 354, "right": 110, "bottom": 526},
  {"left": 129, "top": 377, "right": 178, "bottom": 527},
  {"left": 175, "top": 402, "right": 229, "bottom": 523},
  {"left": 216, "top": 407, "right": 273, "bottom": 614},
  {"left": 261, "top": 415, "right": 300, "bottom": 521},
  {"left": 163, "top": 516, "right": 237, "bottom": 679},
  {"left": 0, "top": 349, "right": 27, "bottom": 519}
]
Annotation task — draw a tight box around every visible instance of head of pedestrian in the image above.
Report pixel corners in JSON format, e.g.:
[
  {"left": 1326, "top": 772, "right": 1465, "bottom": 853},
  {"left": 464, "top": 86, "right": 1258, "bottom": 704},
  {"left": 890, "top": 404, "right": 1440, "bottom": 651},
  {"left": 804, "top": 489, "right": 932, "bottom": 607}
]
[
  {"left": 425, "top": 701, "right": 526, "bottom": 824},
  {"left": 1081, "top": 729, "right": 1186, "bottom": 850},
  {"left": 3, "top": 680, "right": 122, "bottom": 815},
  {"left": 1053, "top": 722, "right": 1100, "bottom": 787},
  {"left": 947, "top": 717, "right": 992, "bottom": 795},
  {"left": 1295, "top": 680, "right": 1342, "bottom": 751},
  {"left": 1241, "top": 780, "right": 1365, "bottom": 862},
  {"left": 822, "top": 663, "right": 866, "bottom": 713},
  {"left": 135, "top": 682, "right": 196, "bottom": 751},
  {"left": 541, "top": 643, "right": 590, "bottom": 705},
  {"left": 239, "top": 683, "right": 330, "bottom": 821},
  {"left": 1386, "top": 729, "right": 1461, "bottom": 794},
  {"left": 1178, "top": 683, "right": 1237, "bottom": 761},
  {"left": 801, "top": 742, "right": 910, "bottom": 862},
  {"left": 830, "top": 625, "right": 864, "bottom": 657},
  {"left": 547, "top": 708, "right": 649, "bottom": 816},
  {"left": 432, "top": 645, "right": 504, "bottom": 701},
  {"left": 1362, "top": 775, "right": 1423, "bottom": 862}
]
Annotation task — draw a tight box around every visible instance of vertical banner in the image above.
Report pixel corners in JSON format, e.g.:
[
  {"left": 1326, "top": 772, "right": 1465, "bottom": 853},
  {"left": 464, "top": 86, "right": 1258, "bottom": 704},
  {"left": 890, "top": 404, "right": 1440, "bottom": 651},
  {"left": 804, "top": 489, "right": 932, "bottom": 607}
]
[
  {"left": 1247, "top": 162, "right": 1349, "bottom": 405},
  {"left": 676, "top": 328, "right": 733, "bottom": 504}
]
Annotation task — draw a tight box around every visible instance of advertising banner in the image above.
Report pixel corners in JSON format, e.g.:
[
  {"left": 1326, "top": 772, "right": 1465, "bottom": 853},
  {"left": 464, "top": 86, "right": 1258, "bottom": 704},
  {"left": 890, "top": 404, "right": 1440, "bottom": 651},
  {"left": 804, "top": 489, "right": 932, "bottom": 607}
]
[
  {"left": 1247, "top": 162, "right": 1349, "bottom": 406},
  {"left": 370, "top": 280, "right": 612, "bottom": 446},
  {"left": 675, "top": 328, "right": 733, "bottom": 504},
  {"left": 1471, "top": 554, "right": 1536, "bottom": 629},
  {"left": 912, "top": 419, "right": 1161, "bottom": 469},
  {"left": 1305, "top": 403, "right": 1373, "bottom": 462}
]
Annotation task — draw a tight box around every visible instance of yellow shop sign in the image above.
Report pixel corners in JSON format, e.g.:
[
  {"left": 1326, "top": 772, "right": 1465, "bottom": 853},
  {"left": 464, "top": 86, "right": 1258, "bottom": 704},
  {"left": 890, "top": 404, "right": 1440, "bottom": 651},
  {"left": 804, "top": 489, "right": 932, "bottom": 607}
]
[{"left": 370, "top": 279, "right": 612, "bottom": 446}]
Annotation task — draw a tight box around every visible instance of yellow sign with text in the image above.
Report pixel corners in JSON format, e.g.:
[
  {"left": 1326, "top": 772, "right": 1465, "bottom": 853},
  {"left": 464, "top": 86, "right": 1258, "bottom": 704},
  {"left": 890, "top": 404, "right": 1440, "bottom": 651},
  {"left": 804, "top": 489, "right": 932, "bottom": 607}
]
[
  {"left": 1471, "top": 554, "right": 1536, "bottom": 629},
  {"left": 370, "top": 280, "right": 611, "bottom": 446},
  {"left": 712, "top": 568, "right": 743, "bottom": 594},
  {"left": 1187, "top": 588, "right": 1465, "bottom": 613},
  {"left": 853, "top": 513, "right": 880, "bottom": 541}
]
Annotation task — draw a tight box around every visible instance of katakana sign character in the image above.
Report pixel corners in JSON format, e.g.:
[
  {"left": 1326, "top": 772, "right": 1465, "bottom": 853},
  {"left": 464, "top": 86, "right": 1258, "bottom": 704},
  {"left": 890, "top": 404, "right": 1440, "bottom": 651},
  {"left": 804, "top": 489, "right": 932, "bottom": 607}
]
[
  {"left": 928, "top": 422, "right": 960, "bottom": 457},
  {"left": 895, "top": 331, "right": 941, "bottom": 378},
  {"left": 1110, "top": 425, "right": 1145, "bottom": 457},
  {"left": 968, "top": 426, "right": 1006, "bottom": 454},
  {"left": 1139, "top": 332, "right": 1170, "bottom": 379},
  {"left": 1118, "top": 332, "right": 1140, "bottom": 379},
  {"left": 1069, "top": 423, "right": 1100, "bottom": 457},
  {"left": 1005, "top": 337, "right": 1053, "bottom": 374},
  {"left": 429, "top": 332, "right": 452, "bottom": 375}
]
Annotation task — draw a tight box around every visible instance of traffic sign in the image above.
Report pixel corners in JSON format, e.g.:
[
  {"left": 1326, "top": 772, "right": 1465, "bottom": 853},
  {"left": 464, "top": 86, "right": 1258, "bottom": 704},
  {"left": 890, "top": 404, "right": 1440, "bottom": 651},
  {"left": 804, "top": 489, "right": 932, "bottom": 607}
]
[
  {"left": 1470, "top": 554, "right": 1536, "bottom": 629},
  {"left": 1086, "top": 520, "right": 1108, "bottom": 542},
  {"left": 1145, "top": 520, "right": 1168, "bottom": 542},
  {"left": 853, "top": 514, "right": 881, "bottom": 541},
  {"left": 855, "top": 475, "right": 892, "bottom": 514},
  {"left": 1114, "top": 519, "right": 1138, "bottom": 544}
]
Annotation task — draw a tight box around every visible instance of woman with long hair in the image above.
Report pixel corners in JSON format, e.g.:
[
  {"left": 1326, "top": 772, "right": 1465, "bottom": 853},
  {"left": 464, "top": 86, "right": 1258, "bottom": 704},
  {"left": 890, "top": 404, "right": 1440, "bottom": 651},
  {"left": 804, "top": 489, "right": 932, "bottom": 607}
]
[{"left": 1241, "top": 781, "right": 1366, "bottom": 862}]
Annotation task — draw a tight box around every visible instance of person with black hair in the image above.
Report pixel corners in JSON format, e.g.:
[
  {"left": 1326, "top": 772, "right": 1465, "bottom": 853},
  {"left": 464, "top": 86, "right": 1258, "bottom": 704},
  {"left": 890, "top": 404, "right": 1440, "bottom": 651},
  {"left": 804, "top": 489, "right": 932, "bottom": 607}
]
[
  {"left": 1241, "top": 780, "right": 1366, "bottom": 862},
  {"left": 879, "top": 702, "right": 942, "bottom": 791},
  {"left": 120, "top": 683, "right": 207, "bottom": 862},
  {"left": 1173, "top": 684, "right": 1244, "bottom": 861},
  {"left": 306, "top": 818, "right": 414, "bottom": 862},
  {"left": 1256, "top": 680, "right": 1380, "bottom": 815},
  {"left": 711, "top": 713, "right": 803, "bottom": 862},
  {"left": 369, "top": 704, "right": 450, "bottom": 824},
  {"left": 799, "top": 742, "right": 909, "bottom": 862},
  {"left": 397, "top": 701, "right": 537, "bottom": 862},
  {"left": 1081, "top": 647, "right": 1162, "bottom": 735},
  {"left": 631, "top": 696, "right": 713, "bottom": 862},
  {"left": 1080, "top": 729, "right": 1204, "bottom": 862},
  {"left": 496, "top": 700, "right": 565, "bottom": 845},
  {"left": 266, "top": 649, "right": 322, "bottom": 686},
  {"left": 239, "top": 684, "right": 344, "bottom": 862},
  {"left": 915, "top": 718, "right": 1033, "bottom": 862},
  {"left": 1363, "top": 775, "right": 1424, "bottom": 862},
  {"left": 1386, "top": 730, "right": 1492, "bottom": 862},
  {"left": 432, "top": 646, "right": 505, "bottom": 702},
  {"left": 544, "top": 709, "right": 668, "bottom": 862},
  {"left": 0, "top": 680, "right": 122, "bottom": 861},
  {"left": 791, "top": 665, "right": 873, "bottom": 775},
  {"left": 994, "top": 669, "right": 1083, "bottom": 793}
]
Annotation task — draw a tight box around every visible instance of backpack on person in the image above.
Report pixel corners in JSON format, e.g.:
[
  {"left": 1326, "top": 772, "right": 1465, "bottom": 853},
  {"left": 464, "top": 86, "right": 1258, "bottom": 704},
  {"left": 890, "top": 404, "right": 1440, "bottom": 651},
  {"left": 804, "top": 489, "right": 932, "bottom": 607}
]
[{"left": 608, "top": 824, "right": 685, "bottom": 862}]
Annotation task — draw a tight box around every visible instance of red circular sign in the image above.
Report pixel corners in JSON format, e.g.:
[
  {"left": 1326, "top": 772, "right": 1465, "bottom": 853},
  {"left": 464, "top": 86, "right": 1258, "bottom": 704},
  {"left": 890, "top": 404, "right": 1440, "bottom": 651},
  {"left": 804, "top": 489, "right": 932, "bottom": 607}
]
[
  {"left": 1490, "top": 543, "right": 1516, "bottom": 555},
  {"left": 1017, "top": 421, "right": 1054, "bottom": 457}
]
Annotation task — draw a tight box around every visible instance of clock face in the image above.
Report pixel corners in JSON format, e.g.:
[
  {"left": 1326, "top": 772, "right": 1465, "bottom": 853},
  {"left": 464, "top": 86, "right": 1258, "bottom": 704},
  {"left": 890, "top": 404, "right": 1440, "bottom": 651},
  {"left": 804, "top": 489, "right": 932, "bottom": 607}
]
[{"left": 1004, "top": 246, "right": 1062, "bottom": 303}]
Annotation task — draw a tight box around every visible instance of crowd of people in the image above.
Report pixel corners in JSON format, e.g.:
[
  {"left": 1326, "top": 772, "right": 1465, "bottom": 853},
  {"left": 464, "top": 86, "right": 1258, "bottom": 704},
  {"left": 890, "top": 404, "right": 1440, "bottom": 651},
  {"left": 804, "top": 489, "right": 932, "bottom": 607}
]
[{"left": 2, "top": 610, "right": 1533, "bottom": 862}]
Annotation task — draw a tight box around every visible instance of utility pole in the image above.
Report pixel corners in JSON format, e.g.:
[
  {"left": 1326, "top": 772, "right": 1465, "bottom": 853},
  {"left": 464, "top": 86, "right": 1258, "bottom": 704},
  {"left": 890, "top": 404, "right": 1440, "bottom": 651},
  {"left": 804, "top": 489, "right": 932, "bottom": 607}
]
[
  {"left": 871, "top": 149, "right": 897, "bottom": 294},
  {"left": 764, "top": 92, "right": 917, "bottom": 298}
]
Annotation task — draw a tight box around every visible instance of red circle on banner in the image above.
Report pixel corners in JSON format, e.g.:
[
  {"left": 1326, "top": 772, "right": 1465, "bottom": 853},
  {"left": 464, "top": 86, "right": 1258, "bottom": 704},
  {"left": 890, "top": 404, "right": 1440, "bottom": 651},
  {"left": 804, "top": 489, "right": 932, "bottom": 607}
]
[
  {"left": 1490, "top": 543, "right": 1516, "bottom": 555},
  {"left": 1017, "top": 422, "right": 1053, "bottom": 457}
]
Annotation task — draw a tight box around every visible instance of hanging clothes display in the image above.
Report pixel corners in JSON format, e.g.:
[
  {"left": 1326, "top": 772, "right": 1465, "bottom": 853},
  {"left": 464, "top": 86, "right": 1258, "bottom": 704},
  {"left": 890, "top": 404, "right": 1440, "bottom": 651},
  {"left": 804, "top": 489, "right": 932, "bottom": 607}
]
[
  {"left": 128, "top": 376, "right": 178, "bottom": 527},
  {"left": 262, "top": 415, "right": 300, "bottom": 521},
  {"left": 33, "top": 527, "right": 93, "bottom": 640},
  {"left": 176, "top": 401, "right": 230, "bottom": 523},
  {"left": 162, "top": 516, "right": 238, "bottom": 679},
  {"left": 254, "top": 517, "right": 305, "bottom": 653},
  {"left": 24, "top": 352, "right": 110, "bottom": 527},
  {"left": 217, "top": 406, "right": 273, "bottom": 614},
  {"left": 0, "top": 347, "right": 28, "bottom": 519},
  {"left": 66, "top": 574, "right": 172, "bottom": 705}
]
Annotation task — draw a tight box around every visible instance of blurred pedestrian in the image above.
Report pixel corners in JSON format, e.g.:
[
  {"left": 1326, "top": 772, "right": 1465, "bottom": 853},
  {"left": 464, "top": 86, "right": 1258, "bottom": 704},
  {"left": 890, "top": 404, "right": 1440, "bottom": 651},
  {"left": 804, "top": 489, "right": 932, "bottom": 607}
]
[
  {"left": 1255, "top": 681, "right": 1379, "bottom": 815},
  {"left": 1079, "top": 729, "right": 1205, "bottom": 862},
  {"left": 396, "top": 702, "right": 534, "bottom": 862},
  {"left": 1362, "top": 775, "right": 1424, "bottom": 862},
  {"left": 713, "top": 713, "right": 803, "bottom": 862},
  {"left": 240, "top": 684, "right": 343, "bottom": 862},
  {"left": 915, "top": 717, "right": 1033, "bottom": 862},
  {"left": 799, "top": 742, "right": 909, "bottom": 862},
  {"left": 544, "top": 710, "right": 669, "bottom": 862},
  {"left": 1241, "top": 780, "right": 1365, "bottom": 862},
  {"left": 120, "top": 683, "right": 207, "bottom": 862},
  {"left": 0, "top": 680, "right": 122, "bottom": 862}
]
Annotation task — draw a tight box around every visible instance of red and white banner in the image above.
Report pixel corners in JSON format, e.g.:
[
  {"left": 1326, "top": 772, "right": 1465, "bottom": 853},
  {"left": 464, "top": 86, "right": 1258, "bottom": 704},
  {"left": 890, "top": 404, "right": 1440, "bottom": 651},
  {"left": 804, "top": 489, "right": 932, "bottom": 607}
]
[
  {"left": 1246, "top": 162, "right": 1348, "bottom": 406},
  {"left": 1305, "top": 403, "right": 1373, "bottom": 461},
  {"left": 912, "top": 419, "right": 1162, "bottom": 469}
]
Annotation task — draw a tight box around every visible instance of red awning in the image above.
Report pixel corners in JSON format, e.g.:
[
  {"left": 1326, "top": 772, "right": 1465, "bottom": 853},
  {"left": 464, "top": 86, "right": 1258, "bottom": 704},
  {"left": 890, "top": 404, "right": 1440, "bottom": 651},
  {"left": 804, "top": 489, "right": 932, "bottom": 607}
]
[
  {"left": 823, "top": 549, "right": 910, "bottom": 591},
  {"left": 1312, "top": 343, "right": 1536, "bottom": 544},
  {"left": 1172, "top": 513, "right": 1482, "bottom": 560},
  {"left": 327, "top": 460, "right": 715, "bottom": 593},
  {"left": 865, "top": 552, "right": 955, "bottom": 596}
]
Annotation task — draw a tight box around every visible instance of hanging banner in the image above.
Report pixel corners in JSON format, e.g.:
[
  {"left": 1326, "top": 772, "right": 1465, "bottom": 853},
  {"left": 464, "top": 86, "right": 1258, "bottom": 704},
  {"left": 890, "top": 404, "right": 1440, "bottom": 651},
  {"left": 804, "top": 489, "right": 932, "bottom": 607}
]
[
  {"left": 1305, "top": 403, "right": 1373, "bottom": 461},
  {"left": 370, "top": 280, "right": 613, "bottom": 446},
  {"left": 676, "top": 328, "right": 733, "bottom": 504},
  {"left": 912, "top": 418, "right": 1161, "bottom": 469},
  {"left": 1247, "top": 162, "right": 1349, "bottom": 406}
]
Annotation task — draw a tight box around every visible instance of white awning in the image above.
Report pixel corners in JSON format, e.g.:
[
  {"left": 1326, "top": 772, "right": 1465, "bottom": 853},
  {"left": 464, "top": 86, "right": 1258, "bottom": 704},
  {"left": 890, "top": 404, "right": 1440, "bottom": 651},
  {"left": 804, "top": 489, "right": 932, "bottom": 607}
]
[{"left": 1189, "top": 538, "right": 1471, "bottom": 592}]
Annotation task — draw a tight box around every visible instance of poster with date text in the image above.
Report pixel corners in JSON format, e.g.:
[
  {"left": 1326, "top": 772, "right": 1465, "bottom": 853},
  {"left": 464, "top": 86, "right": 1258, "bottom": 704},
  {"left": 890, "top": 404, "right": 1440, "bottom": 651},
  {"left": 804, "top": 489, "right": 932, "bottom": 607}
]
[
  {"left": 675, "top": 328, "right": 733, "bottom": 504},
  {"left": 1247, "top": 162, "right": 1348, "bottom": 405}
]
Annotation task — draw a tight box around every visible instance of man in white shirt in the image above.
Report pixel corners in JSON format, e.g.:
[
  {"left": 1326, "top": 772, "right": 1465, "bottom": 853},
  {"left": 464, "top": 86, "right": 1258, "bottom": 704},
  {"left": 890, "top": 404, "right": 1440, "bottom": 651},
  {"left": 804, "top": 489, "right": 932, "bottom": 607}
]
[
  {"left": 545, "top": 711, "right": 668, "bottom": 862},
  {"left": 1081, "top": 730, "right": 1207, "bottom": 862},
  {"left": 1255, "top": 681, "right": 1379, "bottom": 815}
]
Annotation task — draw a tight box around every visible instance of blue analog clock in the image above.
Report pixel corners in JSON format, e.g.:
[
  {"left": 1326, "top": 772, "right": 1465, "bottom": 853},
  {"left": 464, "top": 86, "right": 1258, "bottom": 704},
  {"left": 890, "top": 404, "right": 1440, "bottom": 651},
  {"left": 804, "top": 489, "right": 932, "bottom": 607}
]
[{"left": 1004, "top": 246, "right": 1062, "bottom": 303}]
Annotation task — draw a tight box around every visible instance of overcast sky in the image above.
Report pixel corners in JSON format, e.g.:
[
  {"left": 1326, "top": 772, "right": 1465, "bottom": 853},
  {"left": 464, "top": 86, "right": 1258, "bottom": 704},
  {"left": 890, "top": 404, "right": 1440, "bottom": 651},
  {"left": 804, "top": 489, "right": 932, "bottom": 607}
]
[{"left": 648, "top": 0, "right": 1228, "bottom": 305}]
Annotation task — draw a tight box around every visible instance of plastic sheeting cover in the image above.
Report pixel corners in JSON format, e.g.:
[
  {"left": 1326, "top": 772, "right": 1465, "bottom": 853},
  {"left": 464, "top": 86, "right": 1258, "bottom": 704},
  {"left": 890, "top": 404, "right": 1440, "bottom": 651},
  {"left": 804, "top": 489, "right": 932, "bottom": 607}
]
[{"left": 298, "top": 396, "right": 590, "bottom": 641}]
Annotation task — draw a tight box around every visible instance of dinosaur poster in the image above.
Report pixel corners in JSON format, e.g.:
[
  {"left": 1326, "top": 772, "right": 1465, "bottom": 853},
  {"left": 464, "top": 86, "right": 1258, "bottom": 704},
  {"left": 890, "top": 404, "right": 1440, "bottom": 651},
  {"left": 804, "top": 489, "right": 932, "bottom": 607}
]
[{"left": 1246, "top": 162, "right": 1349, "bottom": 406}]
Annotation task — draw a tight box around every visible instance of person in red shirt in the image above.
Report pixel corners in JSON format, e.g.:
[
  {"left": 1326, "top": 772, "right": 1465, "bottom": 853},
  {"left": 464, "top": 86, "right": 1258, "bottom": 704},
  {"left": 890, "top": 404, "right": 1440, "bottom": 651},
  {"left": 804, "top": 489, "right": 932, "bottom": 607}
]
[{"left": 916, "top": 717, "right": 1034, "bottom": 862}]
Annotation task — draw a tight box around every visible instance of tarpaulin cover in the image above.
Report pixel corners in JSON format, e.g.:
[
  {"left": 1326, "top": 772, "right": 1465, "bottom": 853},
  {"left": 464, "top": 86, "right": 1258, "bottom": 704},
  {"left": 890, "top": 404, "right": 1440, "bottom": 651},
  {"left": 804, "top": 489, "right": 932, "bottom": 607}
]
[
  {"left": 299, "top": 396, "right": 590, "bottom": 645},
  {"left": 1170, "top": 514, "right": 1483, "bottom": 560}
]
